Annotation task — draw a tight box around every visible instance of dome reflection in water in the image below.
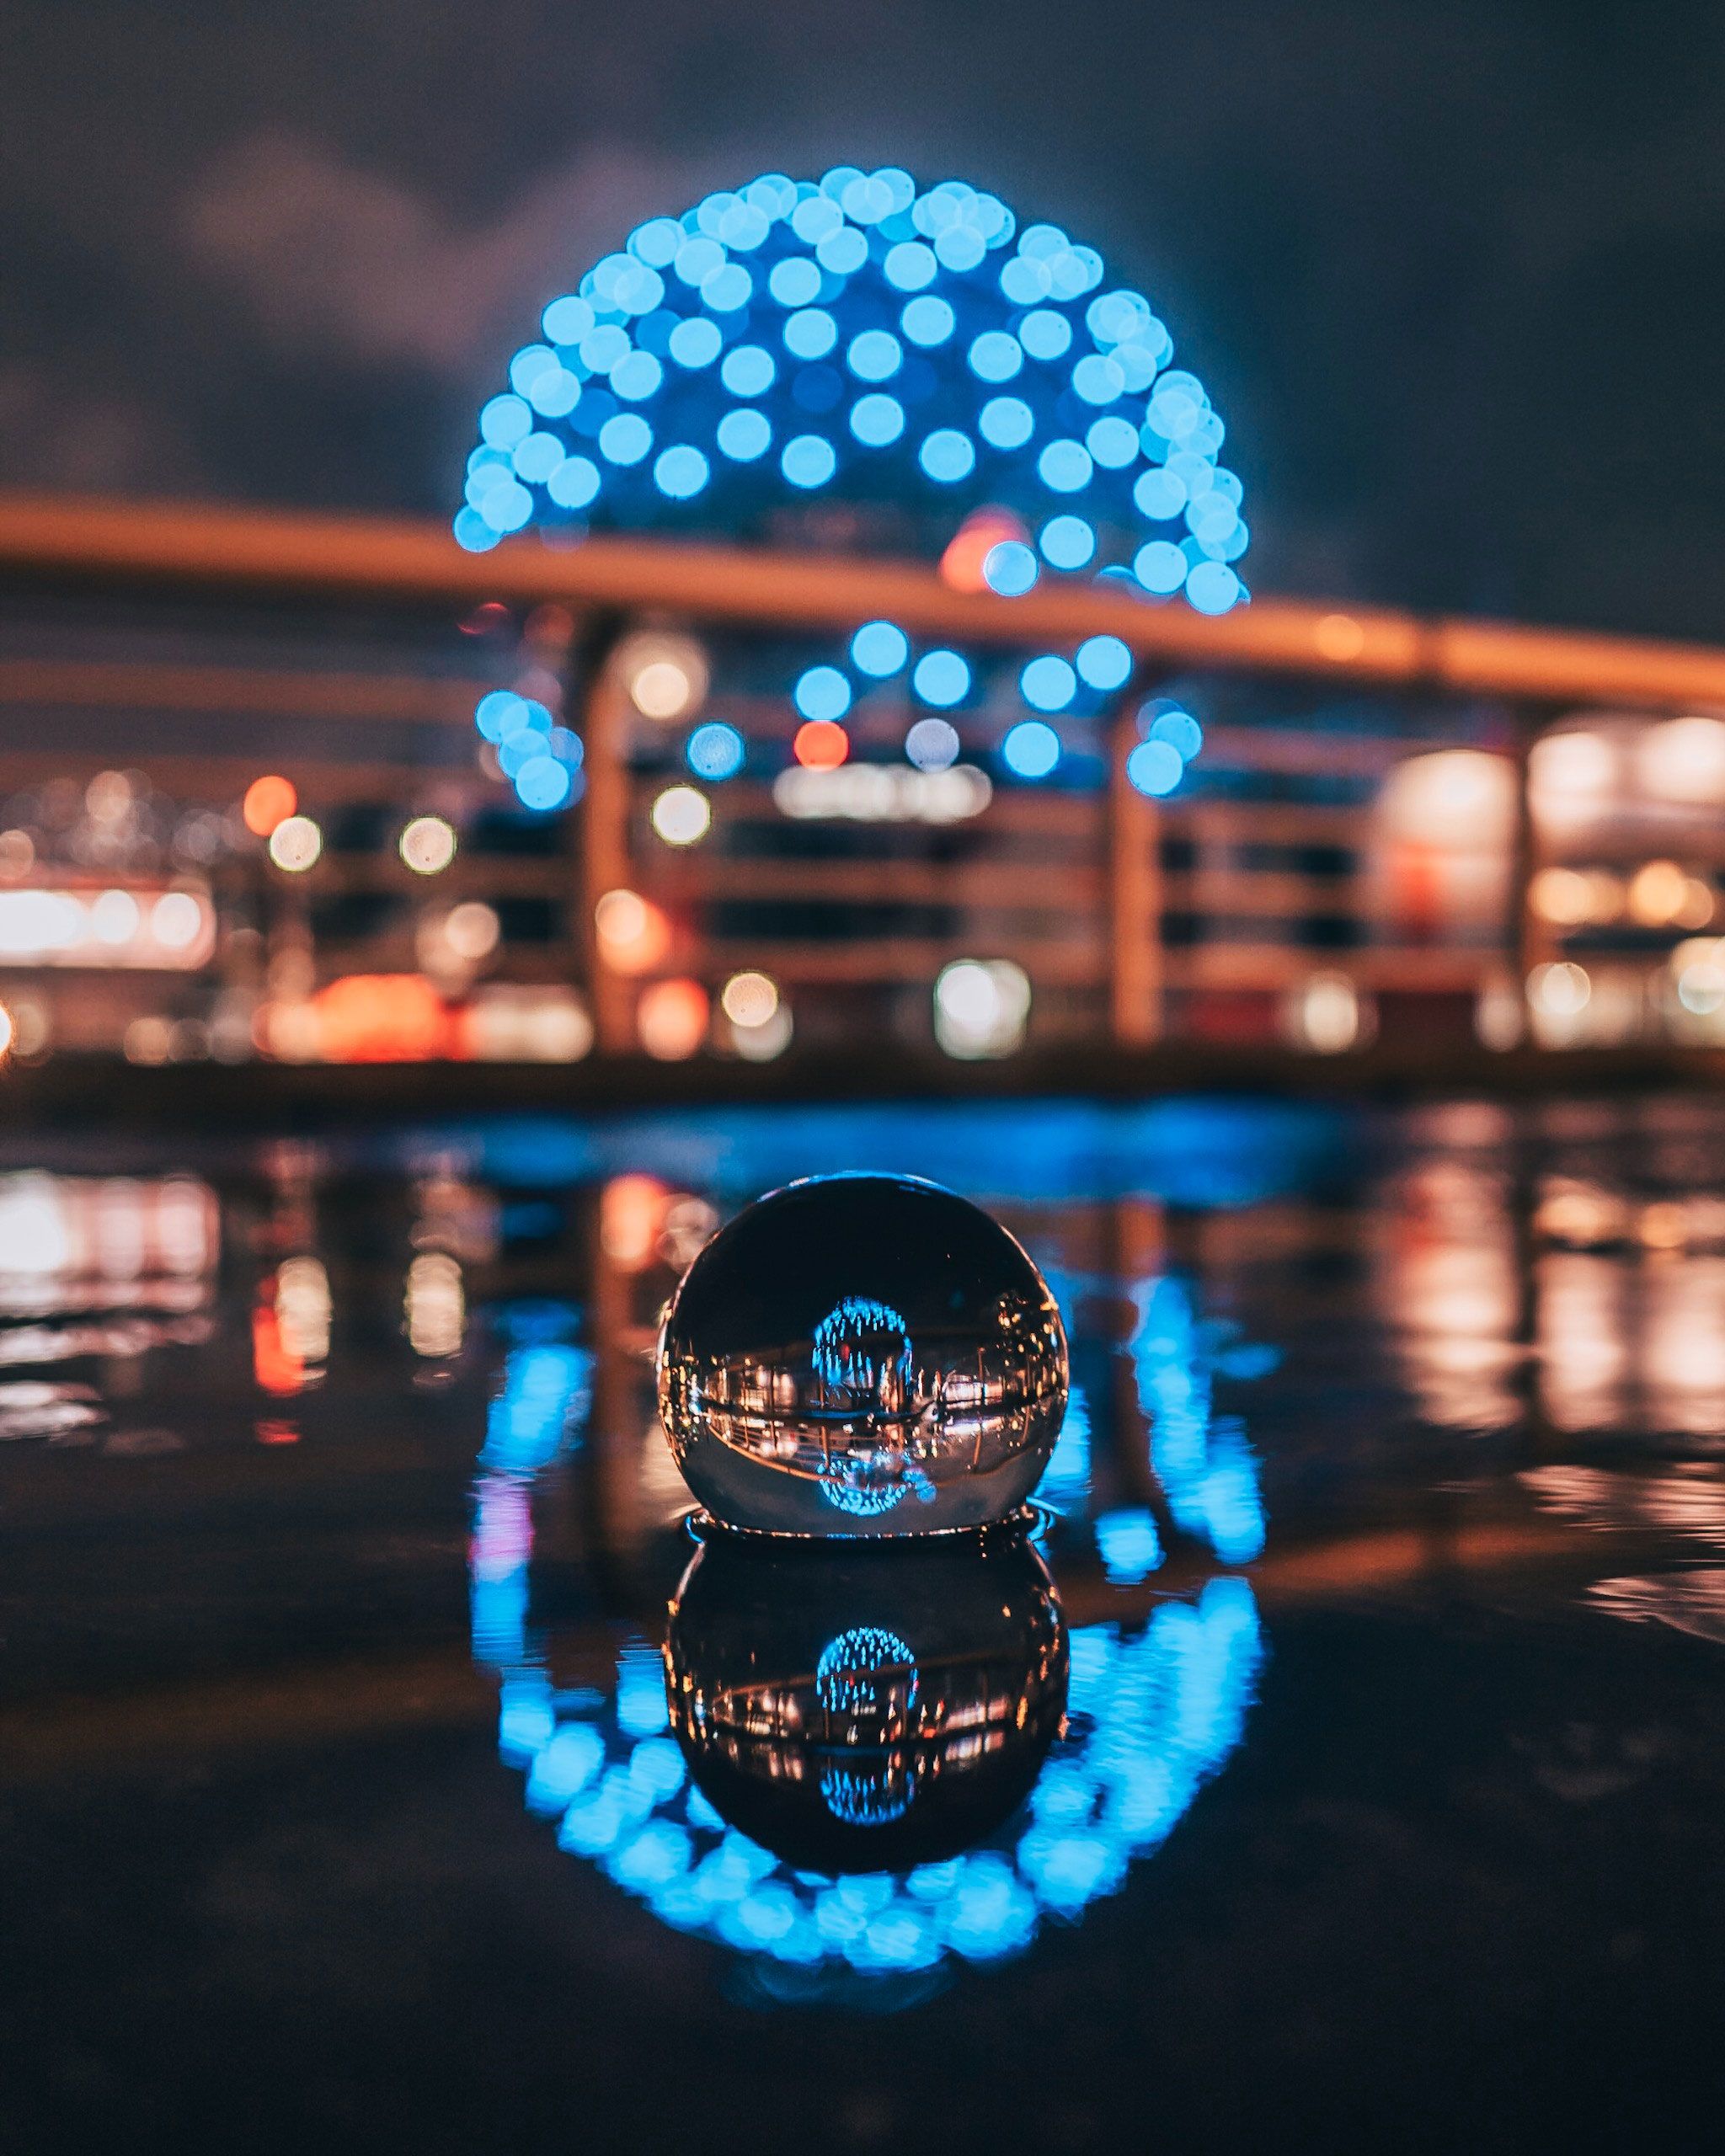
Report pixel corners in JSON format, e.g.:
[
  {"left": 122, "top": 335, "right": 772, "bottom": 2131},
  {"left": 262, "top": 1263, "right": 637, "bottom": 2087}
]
[
  {"left": 657, "top": 1175, "right": 1069, "bottom": 1534},
  {"left": 664, "top": 1528, "right": 1069, "bottom": 1873}
]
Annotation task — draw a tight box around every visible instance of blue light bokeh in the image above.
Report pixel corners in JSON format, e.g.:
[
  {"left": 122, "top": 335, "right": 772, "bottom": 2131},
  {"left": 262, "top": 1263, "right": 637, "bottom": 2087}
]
[
  {"left": 457, "top": 169, "right": 1248, "bottom": 636},
  {"left": 458, "top": 169, "right": 1250, "bottom": 808}
]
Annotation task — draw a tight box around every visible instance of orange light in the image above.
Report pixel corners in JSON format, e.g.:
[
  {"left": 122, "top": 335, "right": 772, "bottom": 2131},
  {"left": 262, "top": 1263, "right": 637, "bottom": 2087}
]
[
  {"left": 638, "top": 977, "right": 709, "bottom": 1060},
  {"left": 601, "top": 1173, "right": 668, "bottom": 1270},
  {"left": 310, "top": 974, "right": 455, "bottom": 1063},
  {"left": 793, "top": 720, "right": 850, "bottom": 771},
  {"left": 252, "top": 1283, "right": 305, "bottom": 1396},
  {"left": 940, "top": 509, "right": 1027, "bottom": 594},
  {"left": 243, "top": 775, "right": 297, "bottom": 837},
  {"left": 595, "top": 888, "right": 672, "bottom": 975}
]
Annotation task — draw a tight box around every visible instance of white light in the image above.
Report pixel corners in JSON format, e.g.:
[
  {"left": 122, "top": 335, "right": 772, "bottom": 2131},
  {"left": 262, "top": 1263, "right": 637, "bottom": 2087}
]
[
  {"left": 400, "top": 815, "right": 457, "bottom": 874},
  {"left": 734, "top": 1002, "right": 793, "bottom": 1060},
  {"left": 651, "top": 785, "right": 712, "bottom": 846},
  {"left": 0, "top": 889, "right": 82, "bottom": 958},
  {"left": 0, "top": 1003, "right": 12, "bottom": 1058},
  {"left": 444, "top": 900, "right": 500, "bottom": 961},
  {"left": 1529, "top": 730, "right": 1615, "bottom": 831},
  {"left": 721, "top": 970, "right": 779, "bottom": 1028},
  {"left": 618, "top": 632, "right": 709, "bottom": 721},
  {"left": 464, "top": 986, "right": 594, "bottom": 1062},
  {"left": 1678, "top": 958, "right": 1725, "bottom": 1017},
  {"left": 1530, "top": 960, "right": 1591, "bottom": 1017},
  {"left": 934, "top": 958, "right": 1031, "bottom": 1058},
  {"left": 91, "top": 889, "right": 140, "bottom": 945},
  {"left": 150, "top": 891, "right": 205, "bottom": 951},
  {"left": 269, "top": 816, "right": 323, "bottom": 873},
  {"left": 773, "top": 764, "right": 991, "bottom": 825},
  {"left": 1638, "top": 716, "right": 1725, "bottom": 804},
  {"left": 406, "top": 1251, "right": 465, "bottom": 1358},
  {"left": 1292, "top": 973, "right": 1364, "bottom": 1054}
]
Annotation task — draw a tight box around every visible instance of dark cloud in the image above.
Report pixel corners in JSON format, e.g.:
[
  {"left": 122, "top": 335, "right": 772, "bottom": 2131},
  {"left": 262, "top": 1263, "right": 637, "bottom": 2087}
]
[{"left": 2, "top": 0, "right": 1722, "bottom": 637}]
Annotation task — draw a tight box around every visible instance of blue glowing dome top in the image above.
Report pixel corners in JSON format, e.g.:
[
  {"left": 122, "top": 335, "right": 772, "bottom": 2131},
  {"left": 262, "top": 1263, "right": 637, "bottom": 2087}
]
[{"left": 456, "top": 168, "right": 1247, "bottom": 619}]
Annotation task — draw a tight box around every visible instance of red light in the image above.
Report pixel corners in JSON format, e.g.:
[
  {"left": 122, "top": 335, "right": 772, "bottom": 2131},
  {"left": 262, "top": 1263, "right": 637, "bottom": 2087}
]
[
  {"left": 243, "top": 775, "right": 297, "bottom": 837},
  {"left": 794, "top": 720, "right": 850, "bottom": 771},
  {"left": 252, "top": 1286, "right": 304, "bottom": 1396},
  {"left": 460, "top": 601, "right": 512, "bottom": 637}
]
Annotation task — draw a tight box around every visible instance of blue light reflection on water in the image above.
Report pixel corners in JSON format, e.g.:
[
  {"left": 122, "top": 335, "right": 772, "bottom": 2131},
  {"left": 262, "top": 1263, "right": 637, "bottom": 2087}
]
[
  {"left": 418, "top": 1096, "right": 1350, "bottom": 1210},
  {"left": 468, "top": 1238, "right": 1273, "bottom": 1999}
]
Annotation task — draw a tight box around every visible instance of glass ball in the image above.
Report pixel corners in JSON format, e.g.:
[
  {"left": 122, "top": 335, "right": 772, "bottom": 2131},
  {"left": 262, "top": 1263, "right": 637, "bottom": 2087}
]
[
  {"left": 656, "top": 1173, "right": 1069, "bottom": 1535},
  {"left": 665, "top": 1524, "right": 1068, "bottom": 1870}
]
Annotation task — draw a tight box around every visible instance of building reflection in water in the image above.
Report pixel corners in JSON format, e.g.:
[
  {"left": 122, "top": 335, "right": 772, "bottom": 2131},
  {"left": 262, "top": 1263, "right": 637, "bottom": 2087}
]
[
  {"left": 0, "top": 1170, "right": 218, "bottom": 1436},
  {"left": 1381, "top": 1105, "right": 1725, "bottom": 1439},
  {"left": 469, "top": 1283, "right": 1264, "bottom": 1995}
]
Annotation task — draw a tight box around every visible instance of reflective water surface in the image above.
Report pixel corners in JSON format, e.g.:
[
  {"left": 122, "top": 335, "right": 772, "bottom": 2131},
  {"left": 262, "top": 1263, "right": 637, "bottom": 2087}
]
[{"left": 5, "top": 1095, "right": 1725, "bottom": 2152}]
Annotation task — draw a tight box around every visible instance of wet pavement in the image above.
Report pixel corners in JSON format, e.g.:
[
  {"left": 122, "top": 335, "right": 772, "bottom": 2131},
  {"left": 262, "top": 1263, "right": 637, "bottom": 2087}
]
[{"left": 3, "top": 1093, "right": 1725, "bottom": 2153}]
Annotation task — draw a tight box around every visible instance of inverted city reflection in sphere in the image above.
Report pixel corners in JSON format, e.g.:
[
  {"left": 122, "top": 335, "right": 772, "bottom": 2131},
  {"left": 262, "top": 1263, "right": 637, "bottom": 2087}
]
[
  {"left": 665, "top": 1527, "right": 1068, "bottom": 1871},
  {"left": 657, "top": 1175, "right": 1068, "bottom": 1534}
]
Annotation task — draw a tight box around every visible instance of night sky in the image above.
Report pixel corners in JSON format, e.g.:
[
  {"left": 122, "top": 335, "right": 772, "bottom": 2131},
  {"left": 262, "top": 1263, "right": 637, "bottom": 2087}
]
[{"left": 3, "top": 1, "right": 1722, "bottom": 639}]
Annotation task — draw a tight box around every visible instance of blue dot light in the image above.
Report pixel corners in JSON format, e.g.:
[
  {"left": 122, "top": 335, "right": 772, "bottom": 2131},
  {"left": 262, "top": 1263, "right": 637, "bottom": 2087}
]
[
  {"left": 720, "top": 344, "right": 776, "bottom": 398},
  {"left": 1002, "top": 719, "right": 1062, "bottom": 777},
  {"left": 1039, "top": 440, "right": 1092, "bottom": 494},
  {"left": 920, "top": 429, "right": 975, "bottom": 483},
  {"left": 1127, "top": 739, "right": 1183, "bottom": 796},
  {"left": 782, "top": 435, "right": 837, "bottom": 488},
  {"left": 768, "top": 256, "right": 822, "bottom": 307},
  {"left": 900, "top": 295, "right": 955, "bottom": 346},
  {"left": 1146, "top": 703, "right": 1204, "bottom": 760},
  {"left": 1040, "top": 515, "right": 1095, "bottom": 570},
  {"left": 982, "top": 541, "right": 1039, "bottom": 596},
  {"left": 851, "top": 621, "right": 910, "bottom": 676},
  {"left": 1077, "top": 634, "right": 1134, "bottom": 691},
  {"left": 794, "top": 666, "right": 852, "bottom": 722},
  {"left": 784, "top": 308, "right": 838, "bottom": 360},
  {"left": 1134, "top": 540, "right": 1188, "bottom": 595},
  {"left": 687, "top": 721, "right": 746, "bottom": 780},
  {"left": 969, "top": 332, "right": 1023, "bottom": 383},
  {"left": 668, "top": 317, "right": 723, "bottom": 369},
  {"left": 849, "top": 393, "right": 905, "bottom": 446},
  {"left": 716, "top": 408, "right": 772, "bottom": 462},
  {"left": 654, "top": 445, "right": 709, "bottom": 499},
  {"left": 913, "top": 649, "right": 970, "bottom": 707},
  {"left": 599, "top": 414, "right": 652, "bottom": 466},
  {"left": 847, "top": 330, "right": 902, "bottom": 382},
  {"left": 980, "top": 397, "right": 1033, "bottom": 450},
  {"left": 1021, "top": 656, "right": 1077, "bottom": 712},
  {"left": 515, "top": 755, "right": 574, "bottom": 811}
]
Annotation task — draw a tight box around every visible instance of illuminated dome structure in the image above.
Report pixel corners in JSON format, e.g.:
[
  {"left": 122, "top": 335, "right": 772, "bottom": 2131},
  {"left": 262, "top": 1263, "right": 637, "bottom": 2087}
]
[{"left": 457, "top": 168, "right": 1244, "bottom": 808}]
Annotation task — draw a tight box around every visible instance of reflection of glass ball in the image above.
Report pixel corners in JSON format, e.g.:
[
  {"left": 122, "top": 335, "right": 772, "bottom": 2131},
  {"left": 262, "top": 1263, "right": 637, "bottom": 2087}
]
[
  {"left": 656, "top": 1173, "right": 1069, "bottom": 1535},
  {"left": 665, "top": 1525, "right": 1068, "bottom": 1872}
]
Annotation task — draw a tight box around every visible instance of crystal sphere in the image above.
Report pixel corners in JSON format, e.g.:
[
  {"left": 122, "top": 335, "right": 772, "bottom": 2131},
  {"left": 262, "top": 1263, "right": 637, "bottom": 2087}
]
[
  {"left": 665, "top": 1524, "right": 1068, "bottom": 1870},
  {"left": 656, "top": 1173, "right": 1069, "bottom": 1535}
]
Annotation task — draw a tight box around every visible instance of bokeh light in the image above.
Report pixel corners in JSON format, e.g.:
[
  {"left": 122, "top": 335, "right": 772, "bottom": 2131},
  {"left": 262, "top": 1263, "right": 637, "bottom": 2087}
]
[
  {"left": 686, "top": 722, "right": 746, "bottom": 780},
  {"left": 638, "top": 978, "right": 709, "bottom": 1059},
  {"left": 1002, "top": 721, "right": 1061, "bottom": 779},
  {"left": 242, "top": 775, "right": 296, "bottom": 838},
  {"left": 650, "top": 785, "right": 713, "bottom": 846},
  {"left": 399, "top": 815, "right": 457, "bottom": 875},
  {"left": 793, "top": 719, "right": 850, "bottom": 770},
  {"left": 459, "top": 168, "right": 1247, "bottom": 814},
  {"left": 268, "top": 815, "right": 323, "bottom": 873}
]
